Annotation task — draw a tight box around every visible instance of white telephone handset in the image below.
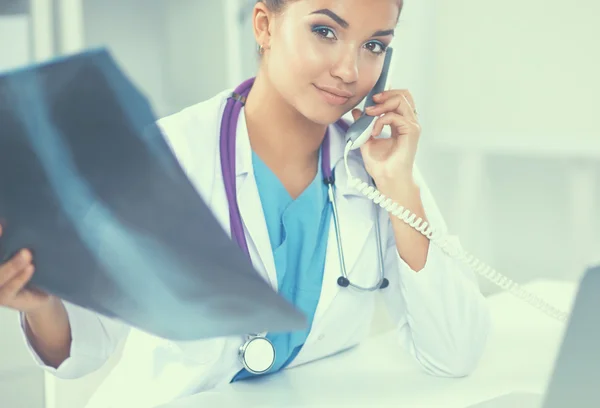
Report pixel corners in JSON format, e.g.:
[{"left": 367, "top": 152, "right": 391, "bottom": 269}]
[
  {"left": 344, "top": 47, "right": 393, "bottom": 150},
  {"left": 344, "top": 47, "right": 568, "bottom": 323}
]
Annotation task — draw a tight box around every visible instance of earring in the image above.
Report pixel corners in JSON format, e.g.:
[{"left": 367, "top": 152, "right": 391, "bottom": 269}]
[{"left": 258, "top": 44, "right": 265, "bottom": 55}]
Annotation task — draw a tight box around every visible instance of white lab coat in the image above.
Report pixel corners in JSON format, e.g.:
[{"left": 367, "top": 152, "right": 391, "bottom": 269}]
[{"left": 20, "top": 88, "right": 491, "bottom": 408}]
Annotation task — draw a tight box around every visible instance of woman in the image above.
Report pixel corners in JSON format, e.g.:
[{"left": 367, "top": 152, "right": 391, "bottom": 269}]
[{"left": 0, "top": 0, "right": 490, "bottom": 406}]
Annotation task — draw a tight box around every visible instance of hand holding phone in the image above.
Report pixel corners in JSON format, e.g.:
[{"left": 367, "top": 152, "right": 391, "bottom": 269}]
[{"left": 345, "top": 47, "right": 394, "bottom": 150}]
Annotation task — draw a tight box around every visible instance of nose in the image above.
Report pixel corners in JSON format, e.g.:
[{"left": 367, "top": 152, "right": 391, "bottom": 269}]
[{"left": 330, "top": 47, "right": 359, "bottom": 84}]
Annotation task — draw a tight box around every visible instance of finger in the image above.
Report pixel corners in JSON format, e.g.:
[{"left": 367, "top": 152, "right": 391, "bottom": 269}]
[
  {"left": 365, "top": 95, "right": 403, "bottom": 116},
  {"left": 0, "top": 249, "right": 32, "bottom": 287},
  {"left": 372, "top": 89, "right": 405, "bottom": 102},
  {"left": 0, "top": 264, "right": 35, "bottom": 304},
  {"left": 378, "top": 89, "right": 416, "bottom": 109},
  {"left": 371, "top": 112, "right": 419, "bottom": 138},
  {"left": 351, "top": 108, "right": 362, "bottom": 122},
  {"left": 372, "top": 90, "right": 417, "bottom": 118}
]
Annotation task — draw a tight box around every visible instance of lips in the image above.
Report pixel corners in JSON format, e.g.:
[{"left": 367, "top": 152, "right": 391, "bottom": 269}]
[
  {"left": 314, "top": 85, "right": 353, "bottom": 106},
  {"left": 314, "top": 85, "right": 354, "bottom": 98}
]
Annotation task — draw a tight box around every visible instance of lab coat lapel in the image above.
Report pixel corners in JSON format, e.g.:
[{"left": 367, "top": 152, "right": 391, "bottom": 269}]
[
  {"left": 233, "top": 111, "right": 278, "bottom": 290},
  {"left": 312, "top": 123, "right": 375, "bottom": 323}
]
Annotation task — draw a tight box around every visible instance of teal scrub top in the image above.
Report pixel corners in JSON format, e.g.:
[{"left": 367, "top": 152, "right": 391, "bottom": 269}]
[{"left": 232, "top": 147, "right": 332, "bottom": 381}]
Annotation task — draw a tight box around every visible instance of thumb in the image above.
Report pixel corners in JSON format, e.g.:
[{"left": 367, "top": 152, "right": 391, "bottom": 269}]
[{"left": 351, "top": 108, "right": 363, "bottom": 122}]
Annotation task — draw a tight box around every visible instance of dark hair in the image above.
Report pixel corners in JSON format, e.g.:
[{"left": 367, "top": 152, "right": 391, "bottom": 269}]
[
  {"left": 257, "top": 0, "right": 292, "bottom": 13},
  {"left": 259, "top": 0, "right": 404, "bottom": 18}
]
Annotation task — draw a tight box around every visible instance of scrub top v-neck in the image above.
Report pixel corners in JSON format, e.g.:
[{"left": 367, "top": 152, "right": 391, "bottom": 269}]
[{"left": 232, "top": 147, "right": 332, "bottom": 381}]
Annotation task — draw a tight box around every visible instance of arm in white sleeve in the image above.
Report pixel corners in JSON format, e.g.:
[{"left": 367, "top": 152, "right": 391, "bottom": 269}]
[
  {"left": 19, "top": 300, "right": 129, "bottom": 379},
  {"left": 381, "top": 166, "right": 491, "bottom": 377}
]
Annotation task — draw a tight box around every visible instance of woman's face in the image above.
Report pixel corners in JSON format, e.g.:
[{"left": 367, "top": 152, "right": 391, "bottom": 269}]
[{"left": 264, "top": 0, "right": 400, "bottom": 125}]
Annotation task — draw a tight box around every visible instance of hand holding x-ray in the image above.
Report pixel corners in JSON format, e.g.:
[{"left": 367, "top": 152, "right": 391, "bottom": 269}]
[{"left": 0, "top": 226, "right": 53, "bottom": 314}]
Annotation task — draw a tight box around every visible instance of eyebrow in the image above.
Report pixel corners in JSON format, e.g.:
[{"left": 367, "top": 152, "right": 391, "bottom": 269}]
[
  {"left": 373, "top": 29, "right": 395, "bottom": 37},
  {"left": 310, "top": 9, "right": 395, "bottom": 37},
  {"left": 311, "top": 9, "right": 349, "bottom": 28}
]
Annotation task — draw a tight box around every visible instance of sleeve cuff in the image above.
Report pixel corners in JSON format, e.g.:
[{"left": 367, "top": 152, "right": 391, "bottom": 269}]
[{"left": 19, "top": 301, "right": 113, "bottom": 378}]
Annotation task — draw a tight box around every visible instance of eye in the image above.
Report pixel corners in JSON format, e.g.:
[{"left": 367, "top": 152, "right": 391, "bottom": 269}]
[
  {"left": 365, "top": 41, "right": 387, "bottom": 55},
  {"left": 312, "top": 25, "right": 337, "bottom": 40}
]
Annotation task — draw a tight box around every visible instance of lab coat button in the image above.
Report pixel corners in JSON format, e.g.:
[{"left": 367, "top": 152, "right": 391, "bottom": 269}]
[{"left": 318, "top": 334, "right": 325, "bottom": 341}]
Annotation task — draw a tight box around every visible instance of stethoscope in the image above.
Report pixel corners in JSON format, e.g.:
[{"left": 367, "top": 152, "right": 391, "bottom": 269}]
[{"left": 220, "top": 78, "right": 389, "bottom": 375}]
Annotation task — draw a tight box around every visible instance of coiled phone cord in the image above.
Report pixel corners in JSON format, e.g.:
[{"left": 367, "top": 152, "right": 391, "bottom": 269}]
[{"left": 343, "top": 142, "right": 569, "bottom": 323}]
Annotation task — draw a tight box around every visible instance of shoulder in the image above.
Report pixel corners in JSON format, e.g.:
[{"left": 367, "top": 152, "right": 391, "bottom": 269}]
[
  {"left": 156, "top": 88, "right": 232, "bottom": 159},
  {"left": 154, "top": 88, "right": 232, "bottom": 200}
]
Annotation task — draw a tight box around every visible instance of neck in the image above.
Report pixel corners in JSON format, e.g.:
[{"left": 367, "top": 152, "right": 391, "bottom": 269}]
[{"left": 243, "top": 71, "right": 327, "bottom": 174}]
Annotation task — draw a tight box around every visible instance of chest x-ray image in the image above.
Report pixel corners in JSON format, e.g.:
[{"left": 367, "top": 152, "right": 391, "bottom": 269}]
[{"left": 0, "top": 49, "right": 305, "bottom": 341}]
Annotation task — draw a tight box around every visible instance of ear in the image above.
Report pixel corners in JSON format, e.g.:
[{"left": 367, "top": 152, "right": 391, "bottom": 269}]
[{"left": 252, "top": 2, "right": 273, "bottom": 50}]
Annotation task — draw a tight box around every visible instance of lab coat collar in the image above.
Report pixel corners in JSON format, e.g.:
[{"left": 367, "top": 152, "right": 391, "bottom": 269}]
[
  {"left": 233, "top": 110, "right": 362, "bottom": 193},
  {"left": 234, "top": 110, "right": 253, "bottom": 179},
  {"left": 233, "top": 112, "right": 279, "bottom": 289}
]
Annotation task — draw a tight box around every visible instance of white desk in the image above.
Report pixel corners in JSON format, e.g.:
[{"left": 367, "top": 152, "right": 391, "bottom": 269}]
[{"left": 160, "top": 280, "right": 579, "bottom": 408}]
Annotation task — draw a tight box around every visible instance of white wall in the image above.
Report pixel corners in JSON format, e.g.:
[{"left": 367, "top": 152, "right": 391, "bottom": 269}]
[
  {"left": 0, "top": 14, "right": 30, "bottom": 71},
  {"left": 70, "top": 0, "right": 233, "bottom": 117},
  {"left": 430, "top": 0, "right": 599, "bottom": 149},
  {"left": 237, "top": 0, "right": 261, "bottom": 82},
  {"left": 417, "top": 0, "right": 600, "bottom": 294},
  {"left": 80, "top": 0, "right": 171, "bottom": 117},
  {"left": 163, "top": 0, "right": 229, "bottom": 113}
]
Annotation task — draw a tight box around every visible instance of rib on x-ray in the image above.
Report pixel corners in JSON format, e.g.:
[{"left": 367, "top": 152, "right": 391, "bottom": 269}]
[{"left": 0, "top": 49, "right": 306, "bottom": 341}]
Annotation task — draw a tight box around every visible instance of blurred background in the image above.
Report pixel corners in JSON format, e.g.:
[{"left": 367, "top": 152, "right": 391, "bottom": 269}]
[{"left": 1, "top": 0, "right": 598, "bottom": 407}]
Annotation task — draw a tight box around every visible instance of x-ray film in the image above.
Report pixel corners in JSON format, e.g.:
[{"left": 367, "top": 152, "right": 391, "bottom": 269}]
[{"left": 0, "top": 49, "right": 306, "bottom": 340}]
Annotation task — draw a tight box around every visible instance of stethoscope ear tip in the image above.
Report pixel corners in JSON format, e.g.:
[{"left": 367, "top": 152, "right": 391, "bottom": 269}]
[{"left": 380, "top": 278, "right": 390, "bottom": 289}]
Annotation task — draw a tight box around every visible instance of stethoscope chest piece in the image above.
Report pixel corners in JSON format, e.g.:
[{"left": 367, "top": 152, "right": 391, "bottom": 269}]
[{"left": 238, "top": 335, "right": 276, "bottom": 375}]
